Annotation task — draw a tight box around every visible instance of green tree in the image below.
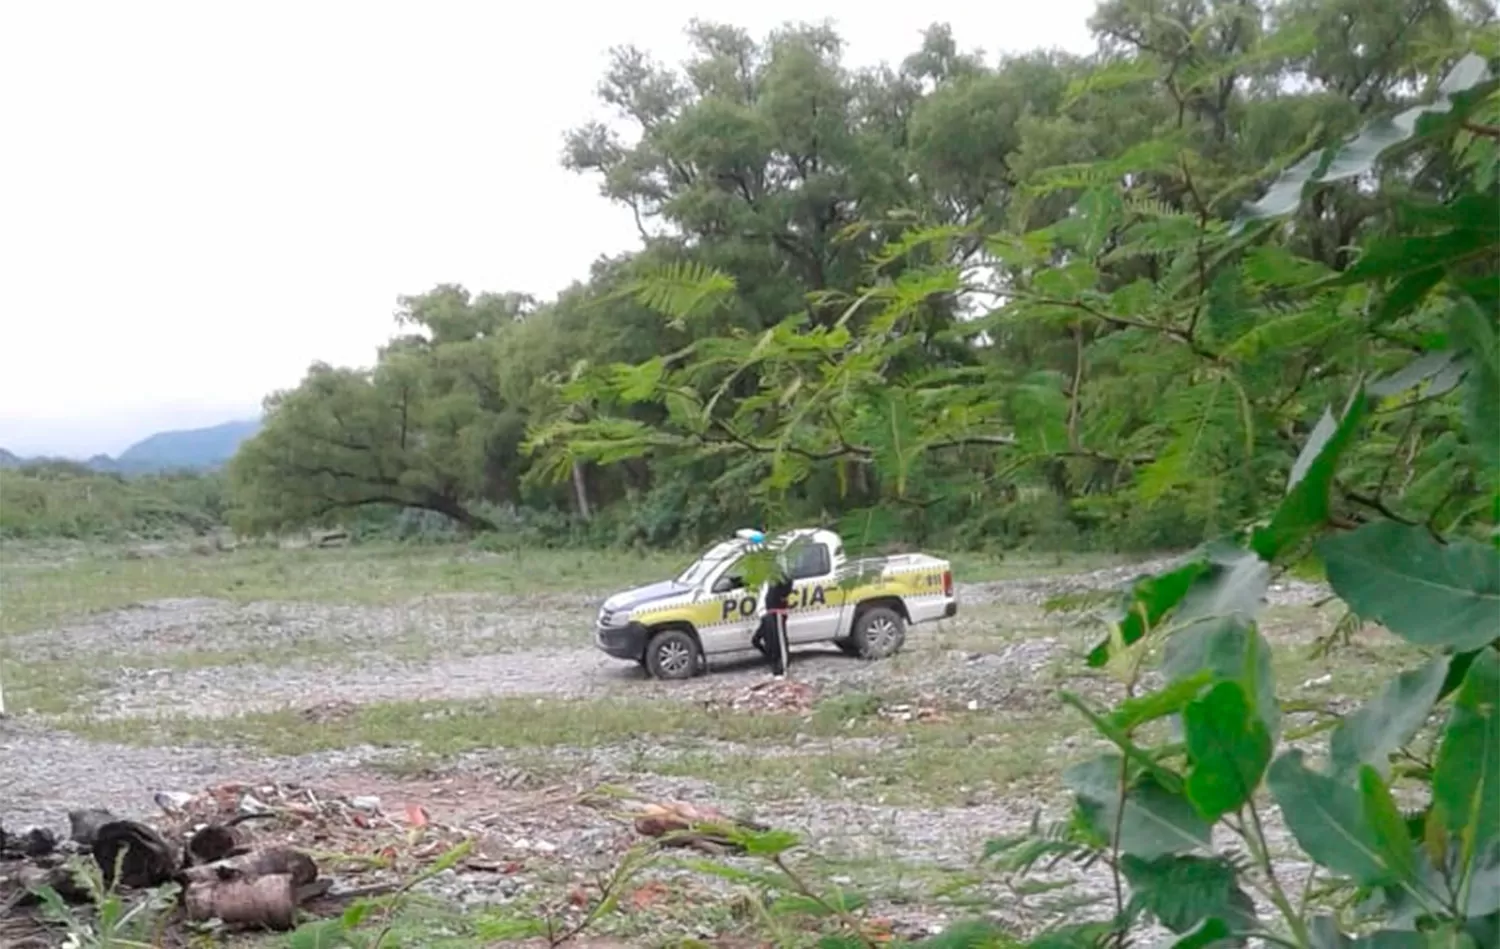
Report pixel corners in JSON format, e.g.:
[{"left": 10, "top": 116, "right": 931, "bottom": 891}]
[
  {"left": 532, "top": 5, "right": 1496, "bottom": 553},
  {"left": 230, "top": 286, "right": 533, "bottom": 533},
  {"left": 223, "top": 4, "right": 1497, "bottom": 556}
]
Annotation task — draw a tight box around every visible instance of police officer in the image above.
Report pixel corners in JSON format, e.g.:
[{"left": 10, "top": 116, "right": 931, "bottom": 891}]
[{"left": 752, "top": 567, "right": 795, "bottom": 678}]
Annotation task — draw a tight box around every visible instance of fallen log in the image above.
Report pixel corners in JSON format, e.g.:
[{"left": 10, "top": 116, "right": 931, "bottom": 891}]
[
  {"left": 184, "top": 873, "right": 298, "bottom": 930},
  {"left": 1, "top": 827, "right": 57, "bottom": 859},
  {"left": 5, "top": 863, "right": 94, "bottom": 906},
  {"left": 183, "top": 811, "right": 277, "bottom": 867},
  {"left": 180, "top": 846, "right": 317, "bottom": 889},
  {"left": 91, "top": 820, "right": 178, "bottom": 888},
  {"left": 631, "top": 801, "right": 769, "bottom": 854},
  {"left": 68, "top": 809, "right": 118, "bottom": 849},
  {"left": 185, "top": 824, "right": 244, "bottom": 866}
]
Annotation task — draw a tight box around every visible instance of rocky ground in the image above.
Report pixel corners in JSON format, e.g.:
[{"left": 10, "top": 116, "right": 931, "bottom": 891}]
[{"left": 0, "top": 547, "right": 1363, "bottom": 945}]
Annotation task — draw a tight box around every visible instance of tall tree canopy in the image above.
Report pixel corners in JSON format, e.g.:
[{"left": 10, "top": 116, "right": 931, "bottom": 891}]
[{"left": 231, "top": 0, "right": 1499, "bottom": 555}]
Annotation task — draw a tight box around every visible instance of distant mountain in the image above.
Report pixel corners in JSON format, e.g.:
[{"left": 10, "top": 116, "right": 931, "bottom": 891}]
[
  {"left": 114, "top": 419, "right": 262, "bottom": 472},
  {"left": 0, "top": 418, "right": 261, "bottom": 475}
]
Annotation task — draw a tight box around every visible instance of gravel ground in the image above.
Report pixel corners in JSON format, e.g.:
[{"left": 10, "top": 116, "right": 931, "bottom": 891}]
[{"left": 0, "top": 558, "right": 1333, "bottom": 941}]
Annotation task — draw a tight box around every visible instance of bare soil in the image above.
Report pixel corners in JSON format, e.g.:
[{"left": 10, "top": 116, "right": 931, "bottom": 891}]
[{"left": 1, "top": 556, "right": 1334, "bottom": 942}]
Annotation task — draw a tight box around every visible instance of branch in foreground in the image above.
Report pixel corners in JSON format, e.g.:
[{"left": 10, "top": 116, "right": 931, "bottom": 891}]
[{"left": 1028, "top": 295, "right": 1223, "bottom": 362}]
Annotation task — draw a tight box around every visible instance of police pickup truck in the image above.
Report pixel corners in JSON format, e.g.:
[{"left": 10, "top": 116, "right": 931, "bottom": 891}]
[{"left": 594, "top": 528, "right": 958, "bottom": 679}]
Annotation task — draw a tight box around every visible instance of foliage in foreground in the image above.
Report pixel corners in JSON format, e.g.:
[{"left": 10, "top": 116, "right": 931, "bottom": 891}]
[{"left": 531, "top": 38, "right": 1500, "bottom": 949}]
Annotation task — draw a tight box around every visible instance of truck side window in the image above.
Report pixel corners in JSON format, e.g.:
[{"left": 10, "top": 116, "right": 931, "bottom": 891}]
[
  {"left": 788, "top": 543, "right": 831, "bottom": 580},
  {"left": 713, "top": 574, "right": 745, "bottom": 594}
]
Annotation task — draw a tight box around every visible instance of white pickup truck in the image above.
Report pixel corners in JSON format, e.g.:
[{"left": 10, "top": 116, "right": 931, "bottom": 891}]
[{"left": 594, "top": 527, "right": 958, "bottom": 679}]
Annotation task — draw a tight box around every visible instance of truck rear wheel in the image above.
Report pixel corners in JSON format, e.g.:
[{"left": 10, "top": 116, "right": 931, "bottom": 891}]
[
  {"left": 852, "top": 605, "right": 906, "bottom": 660},
  {"left": 644, "top": 628, "right": 701, "bottom": 680}
]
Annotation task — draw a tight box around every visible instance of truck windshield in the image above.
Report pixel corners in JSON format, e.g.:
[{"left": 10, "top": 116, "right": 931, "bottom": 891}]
[{"left": 675, "top": 540, "right": 743, "bottom": 587}]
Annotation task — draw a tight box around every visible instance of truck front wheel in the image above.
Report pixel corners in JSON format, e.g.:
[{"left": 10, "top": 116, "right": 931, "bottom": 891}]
[
  {"left": 644, "top": 628, "right": 702, "bottom": 680},
  {"left": 852, "top": 605, "right": 906, "bottom": 660}
]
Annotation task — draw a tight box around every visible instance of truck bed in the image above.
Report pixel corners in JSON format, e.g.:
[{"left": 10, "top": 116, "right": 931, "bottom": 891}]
[{"left": 844, "top": 552, "right": 949, "bottom": 575}]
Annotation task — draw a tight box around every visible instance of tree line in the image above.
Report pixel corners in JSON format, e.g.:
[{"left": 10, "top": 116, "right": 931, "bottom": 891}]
[{"left": 210, "top": 0, "right": 1497, "bottom": 554}]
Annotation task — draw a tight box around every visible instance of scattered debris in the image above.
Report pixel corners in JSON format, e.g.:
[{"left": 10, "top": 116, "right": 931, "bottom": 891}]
[
  {"left": 877, "top": 695, "right": 950, "bottom": 725},
  {"left": 2, "top": 778, "right": 775, "bottom": 944},
  {"left": 2, "top": 827, "right": 57, "bottom": 859},
  {"left": 184, "top": 871, "right": 299, "bottom": 929},
  {"left": 630, "top": 800, "right": 769, "bottom": 855},
  {"left": 93, "top": 820, "right": 177, "bottom": 888},
  {"left": 312, "top": 528, "right": 351, "bottom": 548},
  {"left": 66, "top": 809, "right": 116, "bottom": 848},
  {"left": 705, "top": 679, "right": 817, "bottom": 714},
  {"left": 297, "top": 698, "right": 359, "bottom": 724},
  {"left": 0, "top": 780, "right": 479, "bottom": 942}
]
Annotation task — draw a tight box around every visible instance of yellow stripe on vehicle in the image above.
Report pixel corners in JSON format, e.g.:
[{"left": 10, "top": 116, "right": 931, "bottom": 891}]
[{"left": 626, "top": 565, "right": 949, "bottom": 632}]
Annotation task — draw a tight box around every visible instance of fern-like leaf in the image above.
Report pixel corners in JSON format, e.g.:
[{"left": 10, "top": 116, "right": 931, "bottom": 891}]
[{"left": 625, "top": 261, "right": 737, "bottom": 324}]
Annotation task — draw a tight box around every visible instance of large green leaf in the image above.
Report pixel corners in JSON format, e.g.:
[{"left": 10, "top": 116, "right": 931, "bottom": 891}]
[
  {"left": 1432, "top": 651, "right": 1500, "bottom": 860},
  {"left": 1358, "top": 765, "right": 1420, "bottom": 890},
  {"left": 1309, "top": 915, "right": 1350, "bottom": 949},
  {"left": 1061, "top": 691, "right": 1186, "bottom": 793},
  {"left": 1237, "top": 55, "right": 1498, "bottom": 225},
  {"left": 1317, "top": 522, "right": 1500, "bottom": 652},
  {"left": 1330, "top": 655, "right": 1453, "bottom": 781},
  {"left": 1121, "top": 854, "right": 1257, "bottom": 935},
  {"left": 1449, "top": 298, "right": 1500, "bottom": 478},
  {"left": 1163, "top": 619, "right": 1279, "bottom": 738},
  {"left": 1087, "top": 557, "right": 1211, "bottom": 668},
  {"left": 1172, "top": 546, "right": 1272, "bottom": 634},
  {"left": 1371, "top": 269, "right": 1447, "bottom": 329},
  {"left": 1238, "top": 148, "right": 1328, "bottom": 223},
  {"left": 1350, "top": 932, "right": 1451, "bottom": 949},
  {"left": 1252, "top": 390, "right": 1370, "bottom": 562},
  {"left": 1465, "top": 912, "right": 1499, "bottom": 949},
  {"left": 1164, "top": 918, "right": 1236, "bottom": 949},
  {"left": 1064, "top": 755, "right": 1213, "bottom": 859},
  {"left": 1369, "top": 837, "right": 1500, "bottom": 927},
  {"left": 1110, "top": 671, "right": 1217, "bottom": 731},
  {"left": 1183, "top": 681, "right": 1273, "bottom": 820},
  {"left": 1461, "top": 842, "right": 1500, "bottom": 918},
  {"left": 1268, "top": 750, "right": 1406, "bottom": 886},
  {"left": 1331, "top": 223, "right": 1499, "bottom": 288},
  {"left": 1369, "top": 349, "right": 1466, "bottom": 399}
]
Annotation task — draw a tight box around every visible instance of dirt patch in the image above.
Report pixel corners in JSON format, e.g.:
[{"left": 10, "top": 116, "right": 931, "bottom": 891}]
[
  {"left": 0, "top": 717, "right": 405, "bottom": 834},
  {"left": 7, "top": 594, "right": 598, "bottom": 663},
  {"left": 2, "top": 558, "right": 1338, "bottom": 944}
]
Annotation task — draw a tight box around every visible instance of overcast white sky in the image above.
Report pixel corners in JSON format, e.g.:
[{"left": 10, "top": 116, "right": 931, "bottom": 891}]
[{"left": 0, "top": 1, "right": 1096, "bottom": 458}]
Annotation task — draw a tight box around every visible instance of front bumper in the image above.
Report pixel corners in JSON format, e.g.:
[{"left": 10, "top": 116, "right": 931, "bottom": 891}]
[{"left": 595, "top": 621, "right": 650, "bottom": 661}]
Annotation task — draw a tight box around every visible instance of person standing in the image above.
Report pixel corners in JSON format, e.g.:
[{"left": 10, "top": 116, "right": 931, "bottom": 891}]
[{"left": 753, "top": 569, "right": 795, "bottom": 678}]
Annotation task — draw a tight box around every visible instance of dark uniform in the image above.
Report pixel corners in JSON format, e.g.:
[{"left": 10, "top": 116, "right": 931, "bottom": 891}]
[{"left": 751, "top": 573, "right": 795, "bottom": 677}]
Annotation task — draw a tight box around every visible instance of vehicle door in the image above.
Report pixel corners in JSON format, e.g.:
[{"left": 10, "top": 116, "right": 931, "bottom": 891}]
[
  {"left": 701, "top": 558, "right": 759, "bottom": 655},
  {"left": 783, "top": 540, "right": 842, "bottom": 644}
]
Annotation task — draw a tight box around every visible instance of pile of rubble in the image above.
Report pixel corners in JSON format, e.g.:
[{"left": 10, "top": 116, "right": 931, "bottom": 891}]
[
  {"left": 702, "top": 679, "right": 819, "bottom": 714},
  {"left": 700, "top": 680, "right": 962, "bottom": 724},
  {"left": 0, "top": 779, "right": 773, "bottom": 945},
  {"left": 0, "top": 781, "right": 463, "bottom": 942},
  {"left": 875, "top": 695, "right": 952, "bottom": 724}
]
